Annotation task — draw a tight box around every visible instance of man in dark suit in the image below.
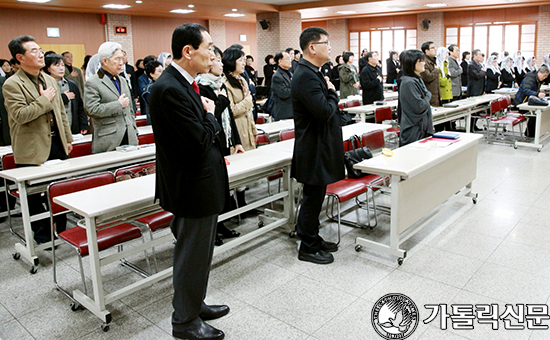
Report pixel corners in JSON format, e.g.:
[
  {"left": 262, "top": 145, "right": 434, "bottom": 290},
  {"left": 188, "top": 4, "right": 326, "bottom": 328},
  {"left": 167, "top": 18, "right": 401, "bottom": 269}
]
[
  {"left": 149, "top": 23, "right": 228, "bottom": 340},
  {"left": 467, "top": 49, "right": 486, "bottom": 97},
  {"left": 360, "top": 51, "right": 384, "bottom": 105},
  {"left": 292, "top": 27, "right": 344, "bottom": 265},
  {"left": 271, "top": 51, "right": 293, "bottom": 121}
]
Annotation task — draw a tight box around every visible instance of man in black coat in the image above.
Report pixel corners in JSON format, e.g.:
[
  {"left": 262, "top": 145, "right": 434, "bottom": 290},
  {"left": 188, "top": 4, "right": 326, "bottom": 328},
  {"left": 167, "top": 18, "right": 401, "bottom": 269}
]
[
  {"left": 467, "top": 49, "right": 486, "bottom": 97},
  {"left": 360, "top": 51, "right": 384, "bottom": 105},
  {"left": 292, "top": 27, "right": 344, "bottom": 265},
  {"left": 271, "top": 51, "right": 293, "bottom": 121},
  {"left": 149, "top": 23, "right": 228, "bottom": 340}
]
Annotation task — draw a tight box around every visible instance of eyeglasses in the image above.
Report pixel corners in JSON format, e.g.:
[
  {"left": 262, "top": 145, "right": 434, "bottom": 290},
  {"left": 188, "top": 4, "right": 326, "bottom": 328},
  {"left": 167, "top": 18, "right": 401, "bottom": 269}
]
[
  {"left": 312, "top": 40, "right": 330, "bottom": 46},
  {"left": 28, "top": 48, "right": 44, "bottom": 56}
]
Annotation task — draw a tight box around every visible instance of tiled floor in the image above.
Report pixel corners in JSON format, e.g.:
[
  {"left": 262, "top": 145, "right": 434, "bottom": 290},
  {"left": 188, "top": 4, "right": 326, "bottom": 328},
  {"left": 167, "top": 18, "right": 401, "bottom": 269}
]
[{"left": 1, "top": 138, "right": 550, "bottom": 340}]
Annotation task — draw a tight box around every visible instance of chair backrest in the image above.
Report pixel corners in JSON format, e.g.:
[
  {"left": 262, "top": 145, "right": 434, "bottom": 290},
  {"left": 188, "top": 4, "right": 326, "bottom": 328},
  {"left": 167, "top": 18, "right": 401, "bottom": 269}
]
[
  {"left": 279, "top": 129, "right": 295, "bottom": 141},
  {"left": 114, "top": 161, "right": 156, "bottom": 179},
  {"left": 136, "top": 119, "right": 147, "bottom": 127},
  {"left": 504, "top": 94, "right": 512, "bottom": 107},
  {"left": 392, "top": 85, "right": 398, "bottom": 92},
  {"left": 255, "top": 132, "right": 270, "bottom": 146},
  {"left": 343, "top": 135, "right": 363, "bottom": 152},
  {"left": 362, "top": 130, "right": 385, "bottom": 150},
  {"left": 346, "top": 99, "right": 361, "bottom": 108},
  {"left": 256, "top": 116, "right": 266, "bottom": 125},
  {"left": 71, "top": 142, "right": 92, "bottom": 158},
  {"left": 375, "top": 107, "right": 392, "bottom": 123},
  {"left": 47, "top": 172, "right": 115, "bottom": 215},
  {"left": 2, "top": 153, "right": 16, "bottom": 170},
  {"left": 498, "top": 97, "right": 508, "bottom": 110},
  {"left": 490, "top": 100, "right": 501, "bottom": 115},
  {"left": 338, "top": 103, "right": 344, "bottom": 110},
  {"left": 138, "top": 133, "right": 155, "bottom": 145}
]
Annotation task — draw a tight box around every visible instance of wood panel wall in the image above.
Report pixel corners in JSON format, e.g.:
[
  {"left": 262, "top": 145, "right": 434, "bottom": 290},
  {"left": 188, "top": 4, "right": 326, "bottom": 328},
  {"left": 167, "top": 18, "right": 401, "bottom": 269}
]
[
  {"left": 0, "top": 8, "right": 105, "bottom": 67},
  {"left": 444, "top": 6, "right": 539, "bottom": 25},
  {"left": 302, "top": 21, "right": 328, "bottom": 30},
  {"left": 131, "top": 16, "right": 208, "bottom": 62},
  {"left": 348, "top": 14, "right": 417, "bottom": 31}
]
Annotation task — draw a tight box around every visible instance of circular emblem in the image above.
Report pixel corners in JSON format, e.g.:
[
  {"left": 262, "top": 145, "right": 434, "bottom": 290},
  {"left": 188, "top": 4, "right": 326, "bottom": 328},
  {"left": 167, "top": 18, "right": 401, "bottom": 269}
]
[{"left": 371, "top": 293, "right": 419, "bottom": 339}]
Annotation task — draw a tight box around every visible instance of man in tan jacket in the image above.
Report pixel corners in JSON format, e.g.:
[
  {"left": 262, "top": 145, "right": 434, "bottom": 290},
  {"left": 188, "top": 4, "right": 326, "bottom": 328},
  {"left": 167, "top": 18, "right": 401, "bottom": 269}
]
[{"left": 2, "top": 35, "right": 73, "bottom": 243}]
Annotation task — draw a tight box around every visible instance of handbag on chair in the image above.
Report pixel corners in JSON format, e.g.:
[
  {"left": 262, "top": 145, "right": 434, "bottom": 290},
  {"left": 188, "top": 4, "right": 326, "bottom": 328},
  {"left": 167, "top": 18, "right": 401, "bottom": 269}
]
[{"left": 343, "top": 135, "right": 373, "bottom": 178}]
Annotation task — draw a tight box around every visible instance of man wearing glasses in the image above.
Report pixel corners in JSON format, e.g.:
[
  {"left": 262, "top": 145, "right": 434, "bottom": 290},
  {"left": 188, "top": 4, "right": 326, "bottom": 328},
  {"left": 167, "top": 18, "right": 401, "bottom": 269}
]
[
  {"left": 291, "top": 27, "right": 344, "bottom": 264},
  {"left": 2, "top": 35, "right": 73, "bottom": 244}
]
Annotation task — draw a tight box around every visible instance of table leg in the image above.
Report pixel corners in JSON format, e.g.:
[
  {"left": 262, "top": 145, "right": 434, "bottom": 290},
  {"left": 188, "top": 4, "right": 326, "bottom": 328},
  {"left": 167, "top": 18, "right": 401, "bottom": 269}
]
[{"left": 14, "top": 183, "right": 40, "bottom": 270}]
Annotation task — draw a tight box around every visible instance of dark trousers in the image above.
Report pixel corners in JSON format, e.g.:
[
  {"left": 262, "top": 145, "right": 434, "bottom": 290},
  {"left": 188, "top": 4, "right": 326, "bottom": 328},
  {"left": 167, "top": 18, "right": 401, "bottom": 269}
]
[
  {"left": 171, "top": 214, "right": 218, "bottom": 332},
  {"left": 296, "top": 184, "right": 327, "bottom": 253}
]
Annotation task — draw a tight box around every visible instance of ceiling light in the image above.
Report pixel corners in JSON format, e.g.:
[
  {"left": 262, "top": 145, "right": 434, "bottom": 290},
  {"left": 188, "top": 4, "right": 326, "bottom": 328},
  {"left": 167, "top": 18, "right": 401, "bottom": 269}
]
[
  {"left": 188, "top": 4, "right": 194, "bottom": 7},
  {"left": 171, "top": 9, "right": 195, "bottom": 14},
  {"left": 423, "top": 3, "right": 448, "bottom": 7},
  {"left": 224, "top": 13, "right": 245, "bottom": 17},
  {"left": 103, "top": 4, "right": 131, "bottom": 9},
  {"left": 335, "top": 10, "right": 356, "bottom": 14},
  {"left": 135, "top": 0, "right": 142, "bottom": 3},
  {"left": 391, "top": 26, "right": 404, "bottom": 29},
  {"left": 17, "top": 0, "right": 51, "bottom": 2},
  {"left": 232, "top": 8, "right": 238, "bottom": 11},
  {"left": 505, "top": 0, "right": 522, "bottom": 2},
  {"left": 493, "top": 21, "right": 511, "bottom": 24},
  {"left": 322, "top": 8, "right": 328, "bottom": 11}
]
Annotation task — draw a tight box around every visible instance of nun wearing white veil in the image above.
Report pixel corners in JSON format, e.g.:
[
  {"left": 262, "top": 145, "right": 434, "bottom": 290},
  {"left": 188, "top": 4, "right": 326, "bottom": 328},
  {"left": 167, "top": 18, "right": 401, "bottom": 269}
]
[
  {"left": 157, "top": 52, "right": 172, "bottom": 69},
  {"left": 524, "top": 56, "right": 536, "bottom": 73},
  {"left": 514, "top": 56, "right": 526, "bottom": 86},
  {"left": 85, "top": 54, "right": 101, "bottom": 80},
  {"left": 485, "top": 55, "right": 500, "bottom": 93}
]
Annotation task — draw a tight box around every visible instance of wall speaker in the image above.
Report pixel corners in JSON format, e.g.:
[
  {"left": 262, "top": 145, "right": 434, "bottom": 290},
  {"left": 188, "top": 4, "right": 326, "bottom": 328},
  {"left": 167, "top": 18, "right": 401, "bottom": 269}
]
[
  {"left": 422, "top": 19, "right": 430, "bottom": 30},
  {"left": 259, "top": 19, "right": 269, "bottom": 30}
]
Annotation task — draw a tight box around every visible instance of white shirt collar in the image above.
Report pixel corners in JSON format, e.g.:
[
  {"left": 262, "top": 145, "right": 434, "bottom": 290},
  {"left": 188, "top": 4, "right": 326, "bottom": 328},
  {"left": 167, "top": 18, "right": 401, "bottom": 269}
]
[{"left": 170, "top": 61, "right": 194, "bottom": 85}]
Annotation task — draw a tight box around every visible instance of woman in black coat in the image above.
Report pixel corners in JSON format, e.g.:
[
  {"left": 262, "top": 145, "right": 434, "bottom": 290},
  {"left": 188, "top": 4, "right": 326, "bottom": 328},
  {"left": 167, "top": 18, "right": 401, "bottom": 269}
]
[
  {"left": 500, "top": 57, "right": 516, "bottom": 88},
  {"left": 386, "top": 51, "right": 400, "bottom": 84},
  {"left": 485, "top": 56, "right": 500, "bottom": 93},
  {"left": 196, "top": 46, "right": 244, "bottom": 242},
  {"left": 263, "top": 55, "right": 276, "bottom": 92}
]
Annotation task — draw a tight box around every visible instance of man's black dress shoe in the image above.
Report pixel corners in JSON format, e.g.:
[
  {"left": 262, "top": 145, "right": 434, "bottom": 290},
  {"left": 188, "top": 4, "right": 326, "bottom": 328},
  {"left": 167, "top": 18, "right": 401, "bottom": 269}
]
[
  {"left": 320, "top": 240, "right": 338, "bottom": 253},
  {"left": 298, "top": 249, "right": 334, "bottom": 264},
  {"left": 199, "top": 304, "right": 230, "bottom": 321},
  {"left": 173, "top": 319, "right": 224, "bottom": 340}
]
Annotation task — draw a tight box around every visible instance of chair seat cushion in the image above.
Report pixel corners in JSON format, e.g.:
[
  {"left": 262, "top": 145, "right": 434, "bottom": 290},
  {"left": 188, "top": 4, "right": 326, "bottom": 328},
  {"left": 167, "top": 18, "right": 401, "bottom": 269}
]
[
  {"left": 326, "top": 174, "right": 383, "bottom": 203},
  {"left": 387, "top": 127, "right": 400, "bottom": 135},
  {"left": 137, "top": 211, "right": 174, "bottom": 232},
  {"left": 59, "top": 223, "right": 141, "bottom": 257},
  {"left": 9, "top": 189, "right": 19, "bottom": 198},
  {"left": 492, "top": 115, "right": 526, "bottom": 125}
]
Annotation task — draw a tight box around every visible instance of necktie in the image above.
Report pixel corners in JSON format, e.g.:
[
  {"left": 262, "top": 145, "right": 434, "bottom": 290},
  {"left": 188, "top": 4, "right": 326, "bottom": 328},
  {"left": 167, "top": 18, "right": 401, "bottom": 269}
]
[
  {"left": 112, "top": 75, "right": 121, "bottom": 94},
  {"left": 192, "top": 81, "right": 200, "bottom": 95}
]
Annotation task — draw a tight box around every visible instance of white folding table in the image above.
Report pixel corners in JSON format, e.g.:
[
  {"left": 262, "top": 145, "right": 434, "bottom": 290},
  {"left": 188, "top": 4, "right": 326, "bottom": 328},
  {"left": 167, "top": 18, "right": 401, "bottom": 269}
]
[{"left": 516, "top": 103, "right": 550, "bottom": 151}]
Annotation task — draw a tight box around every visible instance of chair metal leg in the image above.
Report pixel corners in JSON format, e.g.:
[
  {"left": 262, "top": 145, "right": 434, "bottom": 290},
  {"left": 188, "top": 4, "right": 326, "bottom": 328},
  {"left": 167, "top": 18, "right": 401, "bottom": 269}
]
[{"left": 148, "top": 229, "right": 159, "bottom": 273}]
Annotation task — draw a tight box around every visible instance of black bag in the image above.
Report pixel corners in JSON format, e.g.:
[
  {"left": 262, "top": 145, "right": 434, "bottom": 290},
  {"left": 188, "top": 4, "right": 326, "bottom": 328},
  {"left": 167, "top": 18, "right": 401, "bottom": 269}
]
[
  {"left": 527, "top": 95, "right": 548, "bottom": 106},
  {"left": 344, "top": 135, "right": 373, "bottom": 178},
  {"left": 339, "top": 109, "right": 355, "bottom": 126},
  {"left": 262, "top": 93, "right": 274, "bottom": 113}
]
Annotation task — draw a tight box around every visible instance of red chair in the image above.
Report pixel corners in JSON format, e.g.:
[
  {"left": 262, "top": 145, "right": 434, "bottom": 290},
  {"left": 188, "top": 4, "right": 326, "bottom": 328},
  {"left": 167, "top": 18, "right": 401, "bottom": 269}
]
[
  {"left": 136, "top": 119, "right": 147, "bottom": 127},
  {"left": 374, "top": 107, "right": 400, "bottom": 145},
  {"left": 70, "top": 142, "right": 92, "bottom": 158},
  {"left": 338, "top": 103, "right": 344, "bottom": 110},
  {"left": 138, "top": 133, "right": 155, "bottom": 145},
  {"left": 279, "top": 129, "right": 295, "bottom": 141},
  {"left": 256, "top": 116, "right": 266, "bottom": 124},
  {"left": 361, "top": 130, "right": 386, "bottom": 151},
  {"left": 346, "top": 99, "right": 361, "bottom": 108},
  {"left": 114, "top": 161, "right": 156, "bottom": 180},
  {"left": 255, "top": 131, "right": 270, "bottom": 146},
  {"left": 393, "top": 85, "right": 398, "bottom": 92},
  {"left": 47, "top": 172, "right": 149, "bottom": 306}
]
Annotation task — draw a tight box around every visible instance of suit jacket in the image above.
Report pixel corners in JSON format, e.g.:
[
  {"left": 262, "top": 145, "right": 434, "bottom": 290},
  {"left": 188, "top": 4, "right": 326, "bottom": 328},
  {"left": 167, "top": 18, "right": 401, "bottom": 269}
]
[
  {"left": 291, "top": 58, "right": 344, "bottom": 186},
  {"left": 420, "top": 56, "right": 440, "bottom": 106},
  {"left": 271, "top": 67, "right": 293, "bottom": 121},
  {"left": 61, "top": 79, "right": 89, "bottom": 134},
  {"left": 64, "top": 65, "right": 85, "bottom": 97},
  {"left": 360, "top": 63, "right": 384, "bottom": 105},
  {"left": 2, "top": 69, "right": 73, "bottom": 165},
  {"left": 84, "top": 69, "right": 138, "bottom": 153},
  {"left": 149, "top": 65, "right": 227, "bottom": 217},
  {"left": 467, "top": 61, "right": 485, "bottom": 97},
  {"left": 461, "top": 60, "right": 469, "bottom": 86},
  {"left": 486, "top": 69, "right": 500, "bottom": 93},
  {"left": 386, "top": 59, "right": 399, "bottom": 84},
  {"left": 0, "top": 76, "right": 11, "bottom": 146},
  {"left": 448, "top": 57, "right": 463, "bottom": 97}
]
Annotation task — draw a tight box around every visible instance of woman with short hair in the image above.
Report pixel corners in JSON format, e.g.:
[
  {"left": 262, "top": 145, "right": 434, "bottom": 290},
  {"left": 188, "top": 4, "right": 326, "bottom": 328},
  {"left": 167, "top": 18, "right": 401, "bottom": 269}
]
[
  {"left": 398, "top": 50, "right": 433, "bottom": 146},
  {"left": 338, "top": 51, "right": 359, "bottom": 100}
]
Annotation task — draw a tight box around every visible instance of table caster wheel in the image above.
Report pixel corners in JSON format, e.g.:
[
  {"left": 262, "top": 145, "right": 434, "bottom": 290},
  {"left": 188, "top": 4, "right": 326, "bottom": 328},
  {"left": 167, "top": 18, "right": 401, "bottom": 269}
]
[
  {"left": 214, "top": 237, "right": 224, "bottom": 246},
  {"left": 258, "top": 221, "right": 264, "bottom": 228},
  {"left": 70, "top": 303, "right": 83, "bottom": 311},
  {"left": 289, "top": 230, "right": 296, "bottom": 238},
  {"left": 12, "top": 252, "right": 21, "bottom": 260},
  {"left": 538, "top": 148, "right": 542, "bottom": 152},
  {"left": 472, "top": 197, "right": 477, "bottom": 204},
  {"left": 29, "top": 266, "right": 37, "bottom": 274},
  {"left": 355, "top": 245, "right": 362, "bottom": 252},
  {"left": 514, "top": 145, "right": 518, "bottom": 149},
  {"left": 101, "top": 324, "right": 110, "bottom": 332},
  {"left": 397, "top": 257, "right": 404, "bottom": 266}
]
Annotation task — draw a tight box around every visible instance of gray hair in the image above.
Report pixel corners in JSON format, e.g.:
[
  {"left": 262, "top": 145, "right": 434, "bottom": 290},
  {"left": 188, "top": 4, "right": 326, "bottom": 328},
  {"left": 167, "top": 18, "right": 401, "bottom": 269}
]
[{"left": 98, "top": 42, "right": 122, "bottom": 65}]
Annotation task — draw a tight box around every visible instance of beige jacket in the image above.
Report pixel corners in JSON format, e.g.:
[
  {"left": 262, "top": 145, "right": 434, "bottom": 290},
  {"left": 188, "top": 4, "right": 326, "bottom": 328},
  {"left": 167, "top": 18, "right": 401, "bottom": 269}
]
[
  {"left": 223, "top": 75, "right": 256, "bottom": 150},
  {"left": 2, "top": 69, "right": 73, "bottom": 165}
]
